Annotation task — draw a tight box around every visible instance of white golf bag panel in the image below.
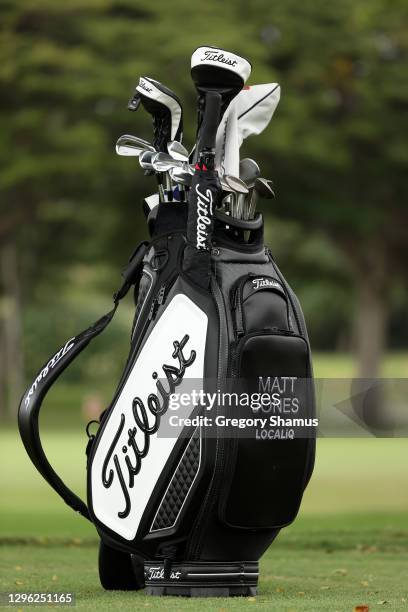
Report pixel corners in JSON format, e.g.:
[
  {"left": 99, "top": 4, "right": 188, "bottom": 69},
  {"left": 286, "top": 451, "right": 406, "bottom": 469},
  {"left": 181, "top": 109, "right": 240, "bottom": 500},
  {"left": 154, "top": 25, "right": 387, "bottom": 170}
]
[{"left": 90, "top": 293, "right": 208, "bottom": 541}]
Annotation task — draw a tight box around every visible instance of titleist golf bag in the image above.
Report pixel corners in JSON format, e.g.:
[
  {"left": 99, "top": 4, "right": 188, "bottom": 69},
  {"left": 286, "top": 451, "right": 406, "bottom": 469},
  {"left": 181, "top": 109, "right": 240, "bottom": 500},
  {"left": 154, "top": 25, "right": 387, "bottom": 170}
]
[{"left": 18, "top": 46, "right": 315, "bottom": 597}]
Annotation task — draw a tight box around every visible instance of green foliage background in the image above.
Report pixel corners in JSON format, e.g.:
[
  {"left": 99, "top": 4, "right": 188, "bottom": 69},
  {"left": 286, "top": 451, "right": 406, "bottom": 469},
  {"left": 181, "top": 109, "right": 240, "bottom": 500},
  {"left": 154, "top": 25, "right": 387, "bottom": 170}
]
[
  {"left": 0, "top": 5, "right": 407, "bottom": 607},
  {"left": 0, "top": 0, "right": 407, "bottom": 413}
]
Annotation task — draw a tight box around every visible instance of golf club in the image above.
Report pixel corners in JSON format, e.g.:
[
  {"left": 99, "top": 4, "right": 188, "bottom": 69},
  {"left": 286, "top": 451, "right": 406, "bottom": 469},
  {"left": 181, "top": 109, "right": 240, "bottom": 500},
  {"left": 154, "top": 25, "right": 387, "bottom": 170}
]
[
  {"left": 139, "top": 151, "right": 165, "bottom": 202},
  {"left": 169, "top": 167, "right": 192, "bottom": 187},
  {"left": 167, "top": 140, "right": 189, "bottom": 162},
  {"left": 190, "top": 46, "right": 252, "bottom": 164},
  {"left": 247, "top": 177, "right": 275, "bottom": 219},
  {"left": 115, "top": 134, "right": 156, "bottom": 157},
  {"left": 128, "top": 77, "right": 184, "bottom": 201},
  {"left": 239, "top": 158, "right": 261, "bottom": 187}
]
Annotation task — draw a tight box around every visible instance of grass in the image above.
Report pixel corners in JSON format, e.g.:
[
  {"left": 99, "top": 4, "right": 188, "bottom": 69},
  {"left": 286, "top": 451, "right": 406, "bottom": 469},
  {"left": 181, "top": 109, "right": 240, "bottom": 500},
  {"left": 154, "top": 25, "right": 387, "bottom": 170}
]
[
  {"left": 8, "top": 351, "right": 407, "bottom": 431},
  {"left": 1, "top": 352, "right": 407, "bottom": 609},
  {"left": 1, "top": 428, "right": 407, "bottom": 610},
  {"left": 313, "top": 351, "right": 408, "bottom": 378},
  {"left": 1, "top": 515, "right": 407, "bottom": 611}
]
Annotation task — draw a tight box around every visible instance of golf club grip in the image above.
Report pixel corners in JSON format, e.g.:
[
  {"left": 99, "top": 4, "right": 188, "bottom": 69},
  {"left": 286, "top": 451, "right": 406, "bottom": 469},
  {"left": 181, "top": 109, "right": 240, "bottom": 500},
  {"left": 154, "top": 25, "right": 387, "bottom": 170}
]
[{"left": 199, "top": 91, "right": 222, "bottom": 153}]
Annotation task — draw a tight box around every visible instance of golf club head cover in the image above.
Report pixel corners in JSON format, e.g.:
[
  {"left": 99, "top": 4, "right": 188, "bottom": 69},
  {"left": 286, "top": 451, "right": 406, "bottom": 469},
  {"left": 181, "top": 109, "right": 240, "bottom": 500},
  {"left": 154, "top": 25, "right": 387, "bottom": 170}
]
[
  {"left": 215, "top": 83, "right": 281, "bottom": 176},
  {"left": 129, "top": 77, "right": 183, "bottom": 152},
  {"left": 190, "top": 46, "right": 252, "bottom": 162},
  {"left": 191, "top": 46, "right": 252, "bottom": 93}
]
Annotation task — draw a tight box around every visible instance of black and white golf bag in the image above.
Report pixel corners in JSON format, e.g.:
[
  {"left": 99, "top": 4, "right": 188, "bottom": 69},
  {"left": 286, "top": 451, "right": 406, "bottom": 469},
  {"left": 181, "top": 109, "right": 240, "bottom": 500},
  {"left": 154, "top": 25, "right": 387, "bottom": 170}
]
[{"left": 19, "top": 46, "right": 315, "bottom": 597}]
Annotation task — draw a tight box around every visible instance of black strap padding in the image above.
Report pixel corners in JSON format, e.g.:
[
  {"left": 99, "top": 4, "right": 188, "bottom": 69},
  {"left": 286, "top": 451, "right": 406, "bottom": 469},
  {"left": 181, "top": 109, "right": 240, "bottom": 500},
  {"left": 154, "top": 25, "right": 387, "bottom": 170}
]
[
  {"left": 18, "top": 241, "right": 148, "bottom": 521},
  {"left": 114, "top": 240, "right": 149, "bottom": 302}
]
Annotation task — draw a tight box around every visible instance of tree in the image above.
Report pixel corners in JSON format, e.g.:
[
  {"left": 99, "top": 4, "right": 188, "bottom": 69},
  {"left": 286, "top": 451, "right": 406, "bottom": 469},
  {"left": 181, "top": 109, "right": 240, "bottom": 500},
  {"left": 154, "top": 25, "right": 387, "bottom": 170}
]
[
  {"left": 245, "top": 0, "right": 408, "bottom": 378},
  {"left": 0, "top": 0, "right": 407, "bottom": 420},
  {"left": 0, "top": 0, "right": 255, "bottom": 415}
]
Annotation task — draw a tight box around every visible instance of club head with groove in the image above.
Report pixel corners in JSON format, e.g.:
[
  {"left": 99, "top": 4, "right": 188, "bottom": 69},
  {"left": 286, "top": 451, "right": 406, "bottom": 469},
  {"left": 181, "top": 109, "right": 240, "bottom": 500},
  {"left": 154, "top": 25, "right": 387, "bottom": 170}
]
[
  {"left": 139, "top": 150, "right": 155, "bottom": 171},
  {"left": 255, "top": 177, "right": 275, "bottom": 198},
  {"left": 170, "top": 167, "right": 192, "bottom": 186},
  {"left": 152, "top": 152, "right": 194, "bottom": 174},
  {"left": 115, "top": 134, "right": 156, "bottom": 157},
  {"left": 167, "top": 141, "right": 189, "bottom": 162},
  {"left": 247, "top": 177, "right": 275, "bottom": 219},
  {"left": 222, "top": 175, "right": 249, "bottom": 195},
  {"left": 239, "top": 158, "right": 261, "bottom": 187},
  {"left": 151, "top": 152, "right": 183, "bottom": 172}
]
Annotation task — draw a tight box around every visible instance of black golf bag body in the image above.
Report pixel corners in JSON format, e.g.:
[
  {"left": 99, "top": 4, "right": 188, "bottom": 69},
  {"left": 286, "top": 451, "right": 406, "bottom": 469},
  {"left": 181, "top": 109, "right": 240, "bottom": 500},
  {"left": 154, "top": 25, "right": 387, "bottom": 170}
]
[
  {"left": 19, "top": 201, "right": 315, "bottom": 596},
  {"left": 18, "top": 45, "right": 315, "bottom": 597}
]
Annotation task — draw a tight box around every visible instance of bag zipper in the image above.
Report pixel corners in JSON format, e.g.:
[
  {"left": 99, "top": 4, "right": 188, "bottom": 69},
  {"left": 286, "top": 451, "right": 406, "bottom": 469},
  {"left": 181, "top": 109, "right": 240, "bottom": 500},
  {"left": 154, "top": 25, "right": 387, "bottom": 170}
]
[
  {"left": 147, "top": 282, "right": 168, "bottom": 322},
  {"left": 266, "top": 248, "right": 305, "bottom": 337},
  {"left": 187, "top": 275, "right": 228, "bottom": 558}
]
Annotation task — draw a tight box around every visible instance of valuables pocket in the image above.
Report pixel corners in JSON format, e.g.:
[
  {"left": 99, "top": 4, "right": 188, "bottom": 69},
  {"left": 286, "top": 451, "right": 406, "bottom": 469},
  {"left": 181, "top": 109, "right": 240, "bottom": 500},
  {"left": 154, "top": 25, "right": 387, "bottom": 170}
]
[
  {"left": 219, "top": 331, "right": 315, "bottom": 530},
  {"left": 231, "top": 274, "right": 291, "bottom": 336}
]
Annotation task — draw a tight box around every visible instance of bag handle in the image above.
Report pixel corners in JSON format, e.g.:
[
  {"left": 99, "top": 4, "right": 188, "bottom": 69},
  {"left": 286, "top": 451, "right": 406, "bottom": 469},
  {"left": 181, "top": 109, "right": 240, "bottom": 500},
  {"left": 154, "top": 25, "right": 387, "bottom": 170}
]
[{"left": 18, "top": 241, "right": 148, "bottom": 521}]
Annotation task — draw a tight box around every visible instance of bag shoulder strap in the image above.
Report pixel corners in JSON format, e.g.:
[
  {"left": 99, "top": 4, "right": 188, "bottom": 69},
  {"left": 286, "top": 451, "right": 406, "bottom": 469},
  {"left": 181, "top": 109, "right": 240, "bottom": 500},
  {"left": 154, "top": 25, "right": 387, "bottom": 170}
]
[{"left": 18, "top": 241, "right": 148, "bottom": 521}]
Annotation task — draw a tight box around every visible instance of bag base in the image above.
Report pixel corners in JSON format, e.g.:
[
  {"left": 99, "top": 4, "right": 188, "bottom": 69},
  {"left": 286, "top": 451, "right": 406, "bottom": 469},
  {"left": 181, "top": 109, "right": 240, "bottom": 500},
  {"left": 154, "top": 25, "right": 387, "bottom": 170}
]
[{"left": 144, "top": 560, "right": 258, "bottom": 597}]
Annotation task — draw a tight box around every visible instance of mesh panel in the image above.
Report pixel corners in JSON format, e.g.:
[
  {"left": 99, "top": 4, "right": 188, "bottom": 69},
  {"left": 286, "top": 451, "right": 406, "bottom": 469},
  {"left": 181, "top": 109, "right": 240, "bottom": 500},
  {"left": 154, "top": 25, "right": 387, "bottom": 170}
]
[{"left": 151, "top": 432, "right": 200, "bottom": 531}]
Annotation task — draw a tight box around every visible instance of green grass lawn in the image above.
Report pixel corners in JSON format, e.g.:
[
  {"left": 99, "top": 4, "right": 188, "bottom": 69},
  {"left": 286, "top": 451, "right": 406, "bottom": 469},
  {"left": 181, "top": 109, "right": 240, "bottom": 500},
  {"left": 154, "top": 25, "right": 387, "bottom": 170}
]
[
  {"left": 1, "top": 428, "right": 407, "bottom": 610},
  {"left": 313, "top": 351, "right": 408, "bottom": 378},
  {"left": 1, "top": 352, "right": 407, "bottom": 610},
  {"left": 1, "top": 515, "right": 407, "bottom": 611}
]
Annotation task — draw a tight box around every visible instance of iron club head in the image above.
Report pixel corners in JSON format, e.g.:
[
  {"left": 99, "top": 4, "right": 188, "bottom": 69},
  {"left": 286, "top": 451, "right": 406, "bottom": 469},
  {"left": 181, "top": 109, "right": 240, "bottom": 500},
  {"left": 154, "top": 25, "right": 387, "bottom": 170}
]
[
  {"left": 221, "top": 175, "right": 249, "bottom": 195},
  {"left": 239, "top": 158, "right": 261, "bottom": 187},
  {"left": 254, "top": 177, "right": 275, "bottom": 198},
  {"left": 115, "top": 134, "right": 156, "bottom": 157},
  {"left": 169, "top": 167, "right": 192, "bottom": 186},
  {"left": 151, "top": 152, "right": 185, "bottom": 173},
  {"left": 167, "top": 141, "right": 189, "bottom": 162},
  {"left": 247, "top": 177, "right": 275, "bottom": 219},
  {"left": 139, "top": 150, "right": 155, "bottom": 171}
]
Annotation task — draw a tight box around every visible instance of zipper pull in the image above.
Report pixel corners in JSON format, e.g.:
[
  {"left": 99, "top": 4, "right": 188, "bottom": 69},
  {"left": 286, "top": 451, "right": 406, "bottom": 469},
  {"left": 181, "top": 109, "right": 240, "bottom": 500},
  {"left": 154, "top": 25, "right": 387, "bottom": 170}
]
[
  {"left": 157, "top": 284, "right": 167, "bottom": 305},
  {"left": 148, "top": 283, "right": 168, "bottom": 321},
  {"left": 234, "top": 293, "right": 245, "bottom": 337},
  {"left": 236, "top": 320, "right": 245, "bottom": 337},
  {"left": 148, "top": 298, "right": 158, "bottom": 321}
]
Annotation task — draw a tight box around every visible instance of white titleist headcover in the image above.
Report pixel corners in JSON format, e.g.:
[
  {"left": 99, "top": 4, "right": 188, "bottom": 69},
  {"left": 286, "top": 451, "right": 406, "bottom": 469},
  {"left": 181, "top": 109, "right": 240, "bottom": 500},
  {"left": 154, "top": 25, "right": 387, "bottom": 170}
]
[
  {"left": 136, "top": 77, "right": 182, "bottom": 141},
  {"left": 215, "top": 83, "right": 281, "bottom": 176},
  {"left": 191, "top": 46, "right": 252, "bottom": 84}
]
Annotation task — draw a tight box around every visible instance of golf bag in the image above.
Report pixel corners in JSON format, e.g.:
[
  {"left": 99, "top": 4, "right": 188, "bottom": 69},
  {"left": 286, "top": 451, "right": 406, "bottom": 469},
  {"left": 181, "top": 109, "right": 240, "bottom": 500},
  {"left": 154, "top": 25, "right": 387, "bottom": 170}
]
[{"left": 18, "top": 46, "right": 316, "bottom": 597}]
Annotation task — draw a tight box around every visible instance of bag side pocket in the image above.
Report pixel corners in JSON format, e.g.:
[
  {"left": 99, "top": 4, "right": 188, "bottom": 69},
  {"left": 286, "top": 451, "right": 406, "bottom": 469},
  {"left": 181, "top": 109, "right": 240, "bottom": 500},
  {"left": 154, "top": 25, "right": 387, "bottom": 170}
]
[{"left": 220, "top": 330, "right": 315, "bottom": 529}]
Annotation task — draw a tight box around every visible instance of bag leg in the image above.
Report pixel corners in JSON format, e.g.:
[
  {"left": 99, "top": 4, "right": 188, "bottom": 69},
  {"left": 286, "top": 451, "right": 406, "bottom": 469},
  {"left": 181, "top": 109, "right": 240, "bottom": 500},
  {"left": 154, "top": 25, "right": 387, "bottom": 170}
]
[{"left": 98, "top": 540, "right": 144, "bottom": 591}]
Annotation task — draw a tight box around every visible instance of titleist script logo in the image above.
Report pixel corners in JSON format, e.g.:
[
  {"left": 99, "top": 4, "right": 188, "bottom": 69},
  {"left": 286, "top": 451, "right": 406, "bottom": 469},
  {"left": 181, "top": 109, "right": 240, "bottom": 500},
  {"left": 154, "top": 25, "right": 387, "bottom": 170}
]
[
  {"left": 138, "top": 78, "right": 153, "bottom": 93},
  {"left": 195, "top": 184, "right": 213, "bottom": 250},
  {"left": 201, "top": 50, "right": 238, "bottom": 68},
  {"left": 101, "top": 335, "right": 196, "bottom": 519},
  {"left": 252, "top": 277, "right": 282, "bottom": 291},
  {"left": 147, "top": 567, "right": 182, "bottom": 581},
  {"left": 24, "top": 338, "right": 75, "bottom": 407}
]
